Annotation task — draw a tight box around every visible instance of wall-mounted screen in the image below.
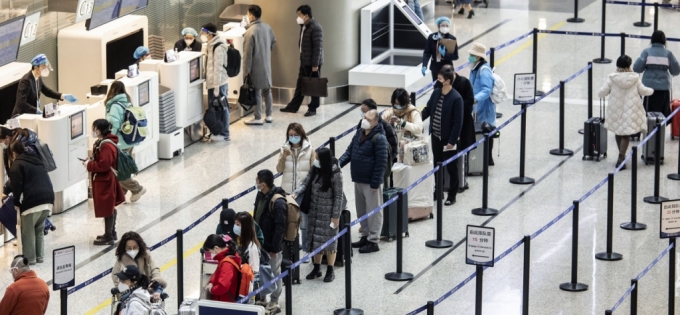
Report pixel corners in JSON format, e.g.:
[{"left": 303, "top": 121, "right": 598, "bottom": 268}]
[
  {"left": 70, "top": 111, "right": 84, "bottom": 140},
  {"left": 87, "top": 0, "right": 120, "bottom": 30},
  {"left": 138, "top": 80, "right": 149, "bottom": 106},
  {"left": 189, "top": 57, "right": 200, "bottom": 83},
  {"left": 0, "top": 16, "right": 26, "bottom": 68},
  {"left": 119, "top": 0, "right": 149, "bottom": 17}
]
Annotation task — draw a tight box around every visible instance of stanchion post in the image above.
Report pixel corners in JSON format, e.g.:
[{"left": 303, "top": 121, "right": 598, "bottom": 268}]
[
  {"left": 634, "top": 0, "right": 651, "bottom": 27},
  {"left": 644, "top": 124, "right": 669, "bottom": 204},
  {"left": 176, "top": 229, "right": 184, "bottom": 309},
  {"left": 330, "top": 137, "right": 336, "bottom": 157},
  {"left": 654, "top": 2, "right": 659, "bottom": 32},
  {"left": 532, "top": 29, "right": 545, "bottom": 96},
  {"left": 596, "top": 174, "right": 623, "bottom": 261},
  {"left": 386, "top": 192, "right": 414, "bottom": 281},
  {"left": 588, "top": 62, "right": 593, "bottom": 119},
  {"left": 622, "top": 146, "right": 647, "bottom": 230},
  {"left": 475, "top": 265, "right": 484, "bottom": 315},
  {"left": 472, "top": 134, "right": 498, "bottom": 216},
  {"left": 567, "top": 0, "right": 585, "bottom": 22},
  {"left": 593, "top": 0, "right": 612, "bottom": 64},
  {"left": 410, "top": 92, "right": 417, "bottom": 107},
  {"left": 522, "top": 235, "right": 531, "bottom": 315},
  {"left": 427, "top": 301, "right": 435, "bottom": 315},
  {"left": 490, "top": 47, "right": 495, "bottom": 68},
  {"left": 669, "top": 237, "right": 677, "bottom": 315},
  {"left": 551, "top": 81, "right": 574, "bottom": 156},
  {"left": 285, "top": 266, "right": 293, "bottom": 315},
  {"left": 631, "top": 279, "right": 638, "bottom": 315},
  {"left": 426, "top": 164, "right": 453, "bottom": 248},
  {"left": 620, "top": 33, "right": 626, "bottom": 56},
  {"left": 510, "top": 105, "right": 536, "bottom": 184},
  {"left": 61, "top": 289, "right": 67, "bottom": 315},
  {"left": 334, "top": 225, "right": 364, "bottom": 315},
  {"left": 560, "top": 201, "right": 588, "bottom": 292}
]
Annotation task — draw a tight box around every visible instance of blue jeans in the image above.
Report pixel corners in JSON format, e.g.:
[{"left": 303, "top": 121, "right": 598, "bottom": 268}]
[
  {"left": 408, "top": 0, "right": 425, "bottom": 21},
  {"left": 208, "top": 84, "right": 230, "bottom": 138}
]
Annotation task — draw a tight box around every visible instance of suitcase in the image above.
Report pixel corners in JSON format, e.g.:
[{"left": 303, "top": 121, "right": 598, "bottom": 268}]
[
  {"left": 671, "top": 99, "right": 680, "bottom": 140},
  {"left": 456, "top": 153, "right": 469, "bottom": 191},
  {"left": 468, "top": 123, "right": 484, "bottom": 175},
  {"left": 381, "top": 187, "right": 409, "bottom": 242},
  {"left": 281, "top": 235, "right": 301, "bottom": 284},
  {"left": 641, "top": 111, "right": 666, "bottom": 165},
  {"left": 583, "top": 99, "right": 608, "bottom": 161},
  {"left": 178, "top": 299, "right": 198, "bottom": 315}
]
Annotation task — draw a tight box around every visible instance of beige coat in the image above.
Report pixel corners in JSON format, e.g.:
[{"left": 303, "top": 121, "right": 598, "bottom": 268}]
[
  {"left": 276, "top": 139, "right": 316, "bottom": 194},
  {"left": 381, "top": 105, "right": 424, "bottom": 143},
  {"left": 112, "top": 253, "right": 167, "bottom": 289},
  {"left": 598, "top": 72, "right": 654, "bottom": 135}
]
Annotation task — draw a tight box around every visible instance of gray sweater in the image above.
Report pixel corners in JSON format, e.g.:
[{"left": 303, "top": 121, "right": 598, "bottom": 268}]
[{"left": 633, "top": 43, "right": 680, "bottom": 91}]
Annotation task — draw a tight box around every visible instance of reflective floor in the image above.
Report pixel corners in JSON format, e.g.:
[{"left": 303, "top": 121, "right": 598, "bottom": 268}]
[{"left": 2, "top": 1, "right": 680, "bottom": 314}]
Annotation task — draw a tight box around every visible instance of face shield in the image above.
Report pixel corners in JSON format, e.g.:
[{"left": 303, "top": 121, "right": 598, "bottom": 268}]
[{"left": 31, "top": 54, "right": 54, "bottom": 72}]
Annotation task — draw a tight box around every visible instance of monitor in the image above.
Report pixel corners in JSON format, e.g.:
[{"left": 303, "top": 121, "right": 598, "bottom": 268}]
[
  {"left": 189, "top": 57, "right": 200, "bottom": 83},
  {"left": 87, "top": 0, "right": 121, "bottom": 30},
  {"left": 70, "top": 111, "right": 84, "bottom": 140},
  {"left": 119, "top": 0, "right": 149, "bottom": 17},
  {"left": 0, "top": 81, "right": 19, "bottom": 124},
  {"left": 0, "top": 16, "right": 26, "bottom": 68},
  {"left": 138, "top": 80, "right": 150, "bottom": 106},
  {"left": 105, "top": 29, "right": 144, "bottom": 79}
]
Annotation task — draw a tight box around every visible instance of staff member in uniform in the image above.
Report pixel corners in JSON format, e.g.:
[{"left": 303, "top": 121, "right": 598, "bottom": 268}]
[
  {"left": 174, "top": 27, "right": 202, "bottom": 52},
  {"left": 133, "top": 46, "right": 151, "bottom": 66},
  {"left": 421, "top": 17, "right": 459, "bottom": 82},
  {"left": 12, "top": 54, "right": 75, "bottom": 117}
]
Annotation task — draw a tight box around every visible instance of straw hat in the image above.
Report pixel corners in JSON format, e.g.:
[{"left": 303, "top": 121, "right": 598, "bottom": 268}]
[{"left": 468, "top": 42, "right": 487, "bottom": 59}]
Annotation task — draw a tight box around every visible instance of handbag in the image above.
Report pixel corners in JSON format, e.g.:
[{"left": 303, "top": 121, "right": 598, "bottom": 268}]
[
  {"left": 301, "top": 72, "right": 328, "bottom": 98},
  {"left": 238, "top": 75, "right": 256, "bottom": 109},
  {"left": 403, "top": 137, "right": 431, "bottom": 166}
]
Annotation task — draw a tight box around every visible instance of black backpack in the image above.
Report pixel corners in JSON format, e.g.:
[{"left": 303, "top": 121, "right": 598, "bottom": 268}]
[
  {"left": 212, "top": 42, "right": 241, "bottom": 78},
  {"left": 203, "top": 95, "right": 226, "bottom": 136}
]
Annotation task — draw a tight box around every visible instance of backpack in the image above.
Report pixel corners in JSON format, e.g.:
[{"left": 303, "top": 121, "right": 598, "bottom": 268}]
[
  {"left": 372, "top": 134, "right": 393, "bottom": 188},
  {"left": 203, "top": 96, "right": 226, "bottom": 136},
  {"left": 34, "top": 139, "right": 57, "bottom": 172},
  {"left": 222, "top": 256, "right": 254, "bottom": 301},
  {"left": 480, "top": 65, "right": 508, "bottom": 104},
  {"left": 269, "top": 194, "right": 301, "bottom": 242},
  {"left": 212, "top": 42, "right": 241, "bottom": 78},
  {"left": 98, "top": 139, "right": 139, "bottom": 181},
  {"left": 112, "top": 102, "right": 148, "bottom": 145}
]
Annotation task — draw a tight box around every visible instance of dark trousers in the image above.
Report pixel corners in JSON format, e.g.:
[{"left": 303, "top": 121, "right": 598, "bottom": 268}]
[
  {"left": 432, "top": 135, "right": 458, "bottom": 200},
  {"left": 644, "top": 90, "right": 671, "bottom": 117},
  {"left": 286, "top": 64, "right": 321, "bottom": 112}
]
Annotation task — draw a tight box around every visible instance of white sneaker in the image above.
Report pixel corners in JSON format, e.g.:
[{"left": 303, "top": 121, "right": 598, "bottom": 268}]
[
  {"left": 266, "top": 302, "right": 281, "bottom": 314},
  {"left": 130, "top": 187, "right": 147, "bottom": 203},
  {"left": 265, "top": 116, "right": 273, "bottom": 123},
  {"left": 245, "top": 118, "right": 264, "bottom": 125}
]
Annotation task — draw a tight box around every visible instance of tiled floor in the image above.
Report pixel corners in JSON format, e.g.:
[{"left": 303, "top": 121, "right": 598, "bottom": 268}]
[{"left": 2, "top": 1, "right": 680, "bottom": 314}]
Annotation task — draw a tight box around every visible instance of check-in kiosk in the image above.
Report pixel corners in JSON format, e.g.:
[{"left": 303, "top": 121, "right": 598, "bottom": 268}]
[{"left": 0, "top": 62, "right": 32, "bottom": 124}]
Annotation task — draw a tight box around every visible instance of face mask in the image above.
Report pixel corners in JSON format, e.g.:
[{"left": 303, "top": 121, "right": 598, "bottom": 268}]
[
  {"left": 360, "top": 119, "right": 372, "bottom": 130},
  {"left": 289, "top": 136, "right": 301, "bottom": 145},
  {"left": 126, "top": 249, "right": 139, "bottom": 259},
  {"left": 468, "top": 56, "right": 477, "bottom": 64},
  {"left": 296, "top": 16, "right": 305, "bottom": 25},
  {"left": 185, "top": 38, "right": 194, "bottom": 46},
  {"left": 200, "top": 34, "right": 208, "bottom": 43},
  {"left": 233, "top": 225, "right": 242, "bottom": 236},
  {"left": 41, "top": 69, "right": 50, "bottom": 77},
  {"left": 313, "top": 159, "right": 320, "bottom": 168},
  {"left": 256, "top": 183, "right": 262, "bottom": 192},
  {"left": 394, "top": 104, "right": 405, "bottom": 110},
  {"left": 360, "top": 111, "right": 365, "bottom": 119},
  {"left": 439, "top": 27, "right": 450, "bottom": 34},
  {"left": 91, "top": 131, "right": 99, "bottom": 139},
  {"left": 118, "top": 282, "right": 129, "bottom": 292}
]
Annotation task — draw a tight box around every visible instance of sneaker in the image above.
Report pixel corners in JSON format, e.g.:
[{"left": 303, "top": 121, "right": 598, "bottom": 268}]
[
  {"left": 266, "top": 302, "right": 281, "bottom": 311},
  {"left": 268, "top": 306, "right": 282, "bottom": 315},
  {"left": 351, "top": 236, "right": 368, "bottom": 248},
  {"left": 280, "top": 107, "right": 297, "bottom": 113},
  {"left": 245, "top": 118, "right": 264, "bottom": 125},
  {"left": 130, "top": 187, "right": 147, "bottom": 203},
  {"left": 265, "top": 116, "right": 273, "bottom": 123},
  {"left": 28, "top": 260, "right": 37, "bottom": 265},
  {"left": 223, "top": 136, "right": 231, "bottom": 141},
  {"left": 445, "top": 197, "right": 456, "bottom": 206},
  {"left": 304, "top": 111, "right": 316, "bottom": 117},
  {"left": 37, "top": 257, "right": 44, "bottom": 263},
  {"left": 359, "top": 242, "right": 380, "bottom": 254},
  {"left": 255, "top": 300, "right": 268, "bottom": 307}
]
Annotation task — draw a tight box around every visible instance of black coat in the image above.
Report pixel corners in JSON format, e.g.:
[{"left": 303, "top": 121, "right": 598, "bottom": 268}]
[
  {"left": 357, "top": 117, "right": 398, "bottom": 161},
  {"left": 422, "top": 88, "right": 464, "bottom": 146},
  {"left": 173, "top": 38, "right": 203, "bottom": 52},
  {"left": 8, "top": 154, "right": 54, "bottom": 212},
  {"left": 254, "top": 186, "right": 288, "bottom": 254},
  {"left": 422, "top": 32, "right": 459, "bottom": 70},
  {"left": 12, "top": 71, "right": 62, "bottom": 117},
  {"left": 339, "top": 123, "right": 389, "bottom": 189},
  {"left": 452, "top": 75, "right": 476, "bottom": 150},
  {"left": 299, "top": 19, "right": 324, "bottom": 67}
]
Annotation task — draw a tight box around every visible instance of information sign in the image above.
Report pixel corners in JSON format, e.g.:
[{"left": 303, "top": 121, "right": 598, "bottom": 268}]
[
  {"left": 53, "top": 246, "right": 75, "bottom": 290},
  {"left": 75, "top": 0, "right": 95, "bottom": 23},
  {"left": 20, "top": 12, "right": 40, "bottom": 46},
  {"left": 466, "top": 225, "right": 495, "bottom": 267},
  {"left": 513, "top": 73, "right": 536, "bottom": 105},
  {"left": 660, "top": 199, "right": 680, "bottom": 238}
]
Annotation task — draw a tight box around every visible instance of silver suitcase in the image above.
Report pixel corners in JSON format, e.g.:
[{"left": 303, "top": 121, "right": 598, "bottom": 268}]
[
  {"left": 641, "top": 111, "right": 665, "bottom": 165},
  {"left": 468, "top": 133, "right": 484, "bottom": 176},
  {"left": 178, "top": 299, "right": 198, "bottom": 315},
  {"left": 456, "top": 153, "right": 469, "bottom": 190}
]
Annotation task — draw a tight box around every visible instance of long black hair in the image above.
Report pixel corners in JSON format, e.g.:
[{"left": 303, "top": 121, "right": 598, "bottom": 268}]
[
  {"left": 314, "top": 147, "right": 336, "bottom": 192},
  {"left": 115, "top": 231, "right": 149, "bottom": 262}
]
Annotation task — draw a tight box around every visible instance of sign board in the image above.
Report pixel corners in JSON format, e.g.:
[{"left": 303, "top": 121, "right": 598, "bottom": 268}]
[
  {"left": 75, "top": 0, "right": 95, "bottom": 23},
  {"left": 513, "top": 73, "right": 536, "bottom": 105},
  {"left": 43, "top": 103, "right": 56, "bottom": 118},
  {"left": 53, "top": 246, "right": 75, "bottom": 290},
  {"left": 660, "top": 199, "right": 680, "bottom": 238},
  {"left": 20, "top": 12, "right": 40, "bottom": 46},
  {"left": 466, "top": 225, "right": 495, "bottom": 267}
]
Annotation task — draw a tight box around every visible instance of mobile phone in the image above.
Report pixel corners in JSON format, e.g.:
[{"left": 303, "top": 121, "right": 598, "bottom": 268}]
[{"left": 78, "top": 157, "right": 87, "bottom": 162}]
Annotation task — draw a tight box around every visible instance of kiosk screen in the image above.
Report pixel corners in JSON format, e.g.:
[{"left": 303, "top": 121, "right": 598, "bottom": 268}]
[
  {"left": 70, "top": 111, "right": 84, "bottom": 140},
  {"left": 88, "top": 0, "right": 121, "bottom": 30},
  {"left": 138, "top": 80, "right": 150, "bottom": 106},
  {"left": 189, "top": 57, "right": 200, "bottom": 83},
  {"left": 0, "top": 16, "right": 26, "bottom": 68},
  {"left": 119, "top": 0, "right": 149, "bottom": 17}
]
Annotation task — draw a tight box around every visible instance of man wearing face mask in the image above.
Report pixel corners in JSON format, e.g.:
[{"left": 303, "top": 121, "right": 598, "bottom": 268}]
[
  {"left": 201, "top": 23, "right": 231, "bottom": 141},
  {"left": 421, "top": 17, "right": 459, "bottom": 81},
  {"left": 0, "top": 255, "right": 50, "bottom": 315},
  {"left": 360, "top": 99, "right": 398, "bottom": 163},
  {"left": 280, "top": 5, "right": 324, "bottom": 117},
  {"left": 339, "top": 109, "right": 388, "bottom": 253},
  {"left": 12, "top": 54, "right": 75, "bottom": 117},
  {"left": 174, "top": 27, "right": 202, "bottom": 52},
  {"left": 243, "top": 4, "right": 277, "bottom": 125}
]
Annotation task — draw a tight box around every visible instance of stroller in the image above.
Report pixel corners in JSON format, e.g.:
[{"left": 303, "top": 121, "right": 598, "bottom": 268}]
[
  {"left": 0, "top": 194, "right": 56, "bottom": 239},
  {"left": 110, "top": 287, "right": 169, "bottom": 315}
]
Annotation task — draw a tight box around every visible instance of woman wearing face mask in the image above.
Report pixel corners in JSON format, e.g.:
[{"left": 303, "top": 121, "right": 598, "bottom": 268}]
[
  {"left": 174, "top": 27, "right": 203, "bottom": 52},
  {"left": 277, "top": 123, "right": 315, "bottom": 253},
  {"left": 112, "top": 231, "right": 166, "bottom": 303},
  {"left": 217, "top": 208, "right": 265, "bottom": 246},
  {"left": 291, "top": 147, "right": 343, "bottom": 283},
  {"left": 203, "top": 235, "right": 253, "bottom": 302},
  {"left": 234, "top": 212, "right": 261, "bottom": 297},
  {"left": 422, "top": 17, "right": 459, "bottom": 81},
  {"left": 85, "top": 119, "right": 126, "bottom": 245},
  {"left": 114, "top": 265, "right": 153, "bottom": 315},
  {"left": 468, "top": 42, "right": 497, "bottom": 165},
  {"left": 381, "top": 88, "right": 424, "bottom": 143}
]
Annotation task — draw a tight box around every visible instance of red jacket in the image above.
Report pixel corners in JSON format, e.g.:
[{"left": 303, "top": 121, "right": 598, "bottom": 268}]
[
  {"left": 0, "top": 271, "right": 50, "bottom": 315},
  {"left": 87, "top": 134, "right": 125, "bottom": 218},
  {"left": 209, "top": 250, "right": 253, "bottom": 302}
]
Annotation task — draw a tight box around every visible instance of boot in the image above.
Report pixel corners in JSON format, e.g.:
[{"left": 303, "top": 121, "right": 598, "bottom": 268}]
[
  {"left": 323, "top": 266, "right": 335, "bottom": 283},
  {"left": 112, "top": 209, "right": 118, "bottom": 240},
  {"left": 306, "top": 264, "right": 322, "bottom": 280},
  {"left": 457, "top": 7, "right": 465, "bottom": 14},
  {"left": 94, "top": 215, "right": 115, "bottom": 245},
  {"left": 468, "top": 10, "right": 475, "bottom": 18},
  {"left": 352, "top": 236, "right": 368, "bottom": 248}
]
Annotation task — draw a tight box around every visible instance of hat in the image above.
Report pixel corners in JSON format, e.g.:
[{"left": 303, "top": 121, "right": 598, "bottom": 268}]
[
  {"left": 616, "top": 55, "right": 632, "bottom": 68},
  {"left": 115, "top": 265, "right": 141, "bottom": 282},
  {"left": 435, "top": 16, "right": 452, "bottom": 27},
  {"left": 30, "top": 54, "right": 49, "bottom": 67},
  {"left": 181, "top": 27, "right": 198, "bottom": 37},
  {"left": 133, "top": 46, "right": 150, "bottom": 60},
  {"left": 468, "top": 42, "right": 487, "bottom": 59}
]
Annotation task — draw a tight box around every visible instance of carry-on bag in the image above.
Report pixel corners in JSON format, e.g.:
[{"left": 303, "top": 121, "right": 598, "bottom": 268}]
[
  {"left": 178, "top": 299, "right": 198, "bottom": 315},
  {"left": 468, "top": 123, "right": 484, "bottom": 175},
  {"left": 402, "top": 138, "right": 431, "bottom": 166},
  {"left": 671, "top": 99, "right": 680, "bottom": 140},
  {"left": 238, "top": 75, "right": 257, "bottom": 110},
  {"left": 457, "top": 152, "right": 469, "bottom": 191},
  {"left": 281, "top": 235, "right": 301, "bottom": 284},
  {"left": 301, "top": 72, "right": 328, "bottom": 98},
  {"left": 641, "top": 111, "right": 666, "bottom": 165},
  {"left": 203, "top": 95, "right": 226, "bottom": 136},
  {"left": 583, "top": 99, "right": 608, "bottom": 161},
  {"left": 381, "top": 187, "right": 409, "bottom": 242}
]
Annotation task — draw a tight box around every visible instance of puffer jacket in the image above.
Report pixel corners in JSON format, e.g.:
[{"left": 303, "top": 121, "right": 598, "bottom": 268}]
[
  {"left": 112, "top": 253, "right": 167, "bottom": 290},
  {"left": 204, "top": 35, "right": 229, "bottom": 89},
  {"left": 105, "top": 94, "right": 134, "bottom": 150},
  {"left": 119, "top": 287, "right": 152, "bottom": 315},
  {"left": 356, "top": 117, "right": 398, "bottom": 162},
  {"left": 633, "top": 43, "right": 680, "bottom": 91},
  {"left": 338, "top": 123, "right": 389, "bottom": 189},
  {"left": 254, "top": 186, "right": 288, "bottom": 254},
  {"left": 276, "top": 139, "right": 316, "bottom": 194},
  {"left": 469, "top": 60, "right": 496, "bottom": 126},
  {"left": 599, "top": 72, "right": 654, "bottom": 135},
  {"left": 381, "top": 105, "right": 424, "bottom": 143},
  {"left": 299, "top": 18, "right": 324, "bottom": 67},
  {"left": 293, "top": 163, "right": 343, "bottom": 252}
]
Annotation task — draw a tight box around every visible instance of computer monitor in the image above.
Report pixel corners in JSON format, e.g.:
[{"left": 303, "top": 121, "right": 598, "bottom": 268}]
[
  {"left": 70, "top": 111, "right": 84, "bottom": 140},
  {"left": 0, "top": 16, "right": 26, "bottom": 68},
  {"left": 138, "top": 80, "right": 150, "bottom": 106},
  {"left": 105, "top": 29, "right": 144, "bottom": 79},
  {"left": 87, "top": 0, "right": 121, "bottom": 30},
  {"left": 119, "top": 0, "right": 149, "bottom": 17},
  {"left": 189, "top": 57, "right": 200, "bottom": 83}
]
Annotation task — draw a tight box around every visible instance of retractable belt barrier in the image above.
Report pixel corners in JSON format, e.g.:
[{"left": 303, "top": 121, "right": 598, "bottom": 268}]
[
  {"left": 536, "top": 29, "right": 680, "bottom": 42},
  {"left": 605, "top": 0, "right": 680, "bottom": 8}
]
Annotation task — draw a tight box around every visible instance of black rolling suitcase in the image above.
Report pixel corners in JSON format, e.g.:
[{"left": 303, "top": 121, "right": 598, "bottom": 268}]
[
  {"left": 330, "top": 210, "right": 353, "bottom": 267},
  {"left": 381, "top": 187, "right": 409, "bottom": 242},
  {"left": 282, "top": 235, "right": 301, "bottom": 285},
  {"left": 641, "top": 111, "right": 666, "bottom": 165},
  {"left": 583, "top": 99, "right": 608, "bottom": 161}
]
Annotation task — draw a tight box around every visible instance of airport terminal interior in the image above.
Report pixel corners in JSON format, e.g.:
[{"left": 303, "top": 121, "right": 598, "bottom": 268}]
[{"left": 1, "top": 0, "right": 680, "bottom": 314}]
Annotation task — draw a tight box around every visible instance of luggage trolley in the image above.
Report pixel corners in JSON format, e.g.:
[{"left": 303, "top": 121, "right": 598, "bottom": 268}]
[{"left": 110, "top": 288, "right": 169, "bottom": 315}]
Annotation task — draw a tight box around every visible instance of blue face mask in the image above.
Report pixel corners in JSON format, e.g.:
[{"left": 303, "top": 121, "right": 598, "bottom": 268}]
[
  {"left": 313, "top": 160, "right": 320, "bottom": 168},
  {"left": 468, "top": 56, "right": 477, "bottom": 64},
  {"left": 289, "top": 136, "right": 301, "bottom": 145},
  {"left": 233, "top": 225, "right": 242, "bottom": 236}
]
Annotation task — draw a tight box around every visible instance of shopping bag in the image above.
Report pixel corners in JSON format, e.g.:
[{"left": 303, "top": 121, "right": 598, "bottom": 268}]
[{"left": 301, "top": 74, "right": 328, "bottom": 98}]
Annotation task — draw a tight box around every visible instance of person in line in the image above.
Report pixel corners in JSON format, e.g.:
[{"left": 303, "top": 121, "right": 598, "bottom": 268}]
[
  {"left": 277, "top": 122, "right": 315, "bottom": 253},
  {"left": 468, "top": 42, "right": 497, "bottom": 165},
  {"left": 133, "top": 46, "right": 151, "bottom": 65},
  {"left": 633, "top": 30, "right": 680, "bottom": 117},
  {"left": 360, "top": 99, "right": 399, "bottom": 163},
  {"left": 454, "top": 0, "right": 475, "bottom": 18},
  {"left": 253, "top": 170, "right": 287, "bottom": 313},
  {"left": 85, "top": 119, "right": 126, "bottom": 245},
  {"left": 234, "top": 212, "right": 261, "bottom": 294},
  {"left": 174, "top": 27, "right": 202, "bottom": 52},
  {"left": 446, "top": 65, "right": 476, "bottom": 193},
  {"left": 422, "top": 17, "right": 459, "bottom": 81},
  {"left": 105, "top": 81, "right": 147, "bottom": 203},
  {"left": 12, "top": 54, "right": 75, "bottom": 117},
  {"left": 243, "top": 4, "right": 277, "bottom": 125},
  {"left": 407, "top": 0, "right": 425, "bottom": 21},
  {"left": 339, "top": 110, "right": 388, "bottom": 254},
  {"left": 291, "top": 147, "right": 343, "bottom": 282},
  {"left": 7, "top": 141, "right": 54, "bottom": 265},
  {"left": 280, "top": 5, "right": 324, "bottom": 117},
  {"left": 201, "top": 22, "right": 231, "bottom": 141},
  {"left": 382, "top": 88, "right": 424, "bottom": 144},
  {"left": 421, "top": 68, "right": 464, "bottom": 206},
  {"left": 203, "top": 235, "right": 253, "bottom": 303},
  {"left": 115, "top": 265, "right": 153, "bottom": 315},
  {"left": 218, "top": 208, "right": 265, "bottom": 245},
  {"left": 0, "top": 255, "right": 50, "bottom": 314},
  {"left": 112, "top": 231, "right": 167, "bottom": 302},
  {"left": 599, "top": 55, "right": 654, "bottom": 169}
]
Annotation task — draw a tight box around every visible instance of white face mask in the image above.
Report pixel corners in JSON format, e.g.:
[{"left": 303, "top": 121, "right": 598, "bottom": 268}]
[
  {"left": 200, "top": 34, "right": 209, "bottom": 43},
  {"left": 439, "top": 27, "right": 450, "bottom": 34},
  {"left": 296, "top": 16, "right": 305, "bottom": 25},
  {"left": 360, "top": 119, "right": 372, "bottom": 130},
  {"left": 127, "top": 249, "right": 139, "bottom": 259},
  {"left": 91, "top": 130, "right": 99, "bottom": 139},
  {"left": 184, "top": 38, "right": 194, "bottom": 46},
  {"left": 41, "top": 69, "right": 50, "bottom": 77},
  {"left": 256, "top": 183, "right": 262, "bottom": 192},
  {"left": 360, "top": 111, "right": 365, "bottom": 119},
  {"left": 118, "top": 282, "right": 129, "bottom": 292},
  {"left": 313, "top": 159, "right": 321, "bottom": 168}
]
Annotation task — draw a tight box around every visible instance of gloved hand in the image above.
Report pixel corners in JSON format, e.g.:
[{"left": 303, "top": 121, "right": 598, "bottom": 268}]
[
  {"left": 421, "top": 66, "right": 427, "bottom": 76},
  {"left": 64, "top": 94, "right": 78, "bottom": 103},
  {"left": 438, "top": 45, "right": 447, "bottom": 56},
  {"left": 213, "top": 89, "right": 220, "bottom": 97},
  {"left": 36, "top": 108, "right": 43, "bottom": 115}
]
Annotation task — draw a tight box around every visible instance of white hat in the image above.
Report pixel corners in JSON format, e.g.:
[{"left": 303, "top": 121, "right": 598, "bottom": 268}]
[{"left": 467, "top": 42, "right": 487, "bottom": 59}]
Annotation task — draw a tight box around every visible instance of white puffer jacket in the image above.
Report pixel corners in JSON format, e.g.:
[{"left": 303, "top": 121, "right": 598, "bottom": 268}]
[
  {"left": 598, "top": 72, "right": 654, "bottom": 135},
  {"left": 276, "top": 139, "right": 315, "bottom": 194}
]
